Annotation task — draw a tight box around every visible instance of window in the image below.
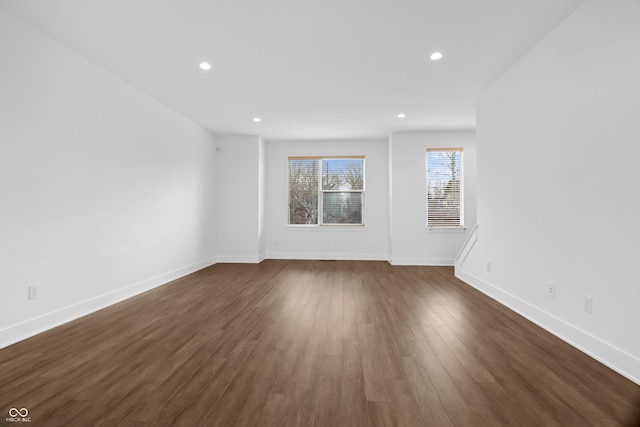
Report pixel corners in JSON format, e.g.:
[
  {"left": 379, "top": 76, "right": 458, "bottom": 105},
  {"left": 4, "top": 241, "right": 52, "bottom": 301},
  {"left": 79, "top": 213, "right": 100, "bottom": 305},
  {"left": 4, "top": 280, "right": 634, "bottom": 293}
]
[
  {"left": 288, "top": 156, "right": 364, "bottom": 225},
  {"left": 426, "top": 148, "right": 463, "bottom": 228}
]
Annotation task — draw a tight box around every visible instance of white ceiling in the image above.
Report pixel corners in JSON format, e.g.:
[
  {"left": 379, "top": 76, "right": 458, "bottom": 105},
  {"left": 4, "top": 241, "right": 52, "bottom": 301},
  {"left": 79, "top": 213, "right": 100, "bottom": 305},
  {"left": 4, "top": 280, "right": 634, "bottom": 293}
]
[{"left": 0, "top": 0, "right": 584, "bottom": 140}]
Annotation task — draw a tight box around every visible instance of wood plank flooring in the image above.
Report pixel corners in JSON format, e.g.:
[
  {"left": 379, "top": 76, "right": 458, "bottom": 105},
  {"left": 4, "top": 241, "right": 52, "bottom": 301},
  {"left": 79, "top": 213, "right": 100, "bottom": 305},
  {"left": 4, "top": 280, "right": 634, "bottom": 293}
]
[{"left": 1, "top": 260, "right": 639, "bottom": 426}]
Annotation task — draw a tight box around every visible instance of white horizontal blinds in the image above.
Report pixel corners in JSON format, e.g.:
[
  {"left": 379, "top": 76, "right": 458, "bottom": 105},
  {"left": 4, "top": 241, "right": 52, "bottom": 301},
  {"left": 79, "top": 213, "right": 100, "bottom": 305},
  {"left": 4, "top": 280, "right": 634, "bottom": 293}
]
[
  {"left": 427, "top": 148, "right": 463, "bottom": 228},
  {"left": 288, "top": 156, "right": 365, "bottom": 225},
  {"left": 322, "top": 193, "right": 363, "bottom": 224},
  {"left": 321, "top": 158, "right": 365, "bottom": 224},
  {"left": 288, "top": 158, "right": 319, "bottom": 224}
]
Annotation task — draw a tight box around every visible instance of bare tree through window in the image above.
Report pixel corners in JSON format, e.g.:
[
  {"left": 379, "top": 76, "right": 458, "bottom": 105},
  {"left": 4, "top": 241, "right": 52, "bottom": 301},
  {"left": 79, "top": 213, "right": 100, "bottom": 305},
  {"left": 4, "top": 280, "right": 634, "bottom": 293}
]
[
  {"left": 427, "top": 149, "right": 463, "bottom": 228},
  {"left": 289, "top": 157, "right": 364, "bottom": 225}
]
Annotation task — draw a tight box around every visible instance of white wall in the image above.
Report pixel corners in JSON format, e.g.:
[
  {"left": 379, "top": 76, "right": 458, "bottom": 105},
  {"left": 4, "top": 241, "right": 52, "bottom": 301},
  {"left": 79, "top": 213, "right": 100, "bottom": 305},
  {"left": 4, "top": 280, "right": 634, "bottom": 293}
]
[
  {"left": 0, "top": 10, "right": 218, "bottom": 347},
  {"left": 390, "top": 131, "right": 476, "bottom": 265},
  {"left": 216, "top": 134, "right": 263, "bottom": 262},
  {"left": 265, "top": 139, "right": 389, "bottom": 260},
  {"left": 457, "top": 0, "right": 640, "bottom": 383}
]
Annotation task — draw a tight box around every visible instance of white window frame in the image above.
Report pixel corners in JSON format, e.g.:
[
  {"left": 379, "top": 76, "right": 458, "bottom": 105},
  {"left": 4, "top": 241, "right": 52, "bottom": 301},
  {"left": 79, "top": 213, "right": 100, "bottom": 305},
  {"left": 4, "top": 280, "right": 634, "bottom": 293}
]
[
  {"left": 426, "top": 148, "right": 464, "bottom": 230},
  {"left": 288, "top": 156, "right": 365, "bottom": 226}
]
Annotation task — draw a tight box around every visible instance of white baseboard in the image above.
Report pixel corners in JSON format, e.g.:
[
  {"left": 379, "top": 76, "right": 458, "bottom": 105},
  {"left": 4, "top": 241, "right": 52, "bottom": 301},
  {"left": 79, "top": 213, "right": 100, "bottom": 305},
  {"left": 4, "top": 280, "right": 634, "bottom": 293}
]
[
  {"left": 216, "top": 255, "right": 263, "bottom": 263},
  {"left": 265, "top": 251, "right": 388, "bottom": 261},
  {"left": 390, "top": 257, "right": 454, "bottom": 266},
  {"left": 0, "top": 256, "right": 217, "bottom": 349},
  {"left": 455, "top": 268, "right": 640, "bottom": 386}
]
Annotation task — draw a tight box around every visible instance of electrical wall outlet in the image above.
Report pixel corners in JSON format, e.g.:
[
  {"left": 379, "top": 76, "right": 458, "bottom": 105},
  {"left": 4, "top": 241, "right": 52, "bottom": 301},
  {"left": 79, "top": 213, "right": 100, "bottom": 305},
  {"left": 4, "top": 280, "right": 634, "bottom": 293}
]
[
  {"left": 547, "top": 282, "right": 556, "bottom": 298},
  {"left": 486, "top": 262, "right": 491, "bottom": 272},
  {"left": 28, "top": 285, "right": 38, "bottom": 300},
  {"left": 584, "top": 295, "right": 593, "bottom": 313}
]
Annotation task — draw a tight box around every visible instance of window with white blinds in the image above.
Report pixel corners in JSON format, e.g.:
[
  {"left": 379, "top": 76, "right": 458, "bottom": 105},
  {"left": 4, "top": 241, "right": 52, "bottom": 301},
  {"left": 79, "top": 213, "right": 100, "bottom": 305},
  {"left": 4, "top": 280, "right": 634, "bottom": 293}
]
[
  {"left": 426, "top": 148, "right": 464, "bottom": 228},
  {"left": 288, "top": 156, "right": 364, "bottom": 225}
]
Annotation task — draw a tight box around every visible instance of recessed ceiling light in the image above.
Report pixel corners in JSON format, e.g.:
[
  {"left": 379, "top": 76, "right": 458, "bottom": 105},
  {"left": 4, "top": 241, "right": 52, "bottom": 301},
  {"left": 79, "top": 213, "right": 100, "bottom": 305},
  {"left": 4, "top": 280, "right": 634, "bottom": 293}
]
[
  {"left": 253, "top": 117, "right": 262, "bottom": 122},
  {"left": 199, "top": 62, "right": 211, "bottom": 71},
  {"left": 397, "top": 113, "right": 406, "bottom": 118},
  {"left": 430, "top": 52, "right": 443, "bottom": 61}
]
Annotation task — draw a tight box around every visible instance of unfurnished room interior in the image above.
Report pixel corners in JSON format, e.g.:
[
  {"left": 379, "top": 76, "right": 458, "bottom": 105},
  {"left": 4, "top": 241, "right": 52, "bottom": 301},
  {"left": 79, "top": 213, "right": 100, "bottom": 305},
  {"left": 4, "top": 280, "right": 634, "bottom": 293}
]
[{"left": 1, "top": 0, "right": 639, "bottom": 426}]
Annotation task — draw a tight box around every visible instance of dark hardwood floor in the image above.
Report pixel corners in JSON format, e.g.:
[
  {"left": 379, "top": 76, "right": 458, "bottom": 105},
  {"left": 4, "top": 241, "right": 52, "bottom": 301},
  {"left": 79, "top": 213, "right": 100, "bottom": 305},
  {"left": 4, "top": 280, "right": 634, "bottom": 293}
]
[{"left": 1, "top": 260, "right": 639, "bottom": 426}]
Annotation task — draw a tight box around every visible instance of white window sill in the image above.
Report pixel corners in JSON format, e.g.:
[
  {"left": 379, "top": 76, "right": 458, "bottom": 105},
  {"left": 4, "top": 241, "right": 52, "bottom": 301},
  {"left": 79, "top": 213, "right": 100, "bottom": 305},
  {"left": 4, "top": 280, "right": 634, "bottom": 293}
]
[
  {"left": 426, "top": 226, "right": 467, "bottom": 233},
  {"left": 287, "top": 224, "right": 367, "bottom": 232}
]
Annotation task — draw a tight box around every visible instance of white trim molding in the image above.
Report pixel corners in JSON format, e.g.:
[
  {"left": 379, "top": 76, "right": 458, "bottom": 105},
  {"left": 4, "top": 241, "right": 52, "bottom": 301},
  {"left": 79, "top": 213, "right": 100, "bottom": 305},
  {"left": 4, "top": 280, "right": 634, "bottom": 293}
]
[
  {"left": 455, "top": 268, "right": 640, "bottom": 386},
  {"left": 0, "top": 256, "right": 217, "bottom": 349},
  {"left": 390, "top": 257, "right": 454, "bottom": 266},
  {"left": 266, "top": 252, "right": 388, "bottom": 261},
  {"left": 216, "top": 255, "right": 264, "bottom": 263}
]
